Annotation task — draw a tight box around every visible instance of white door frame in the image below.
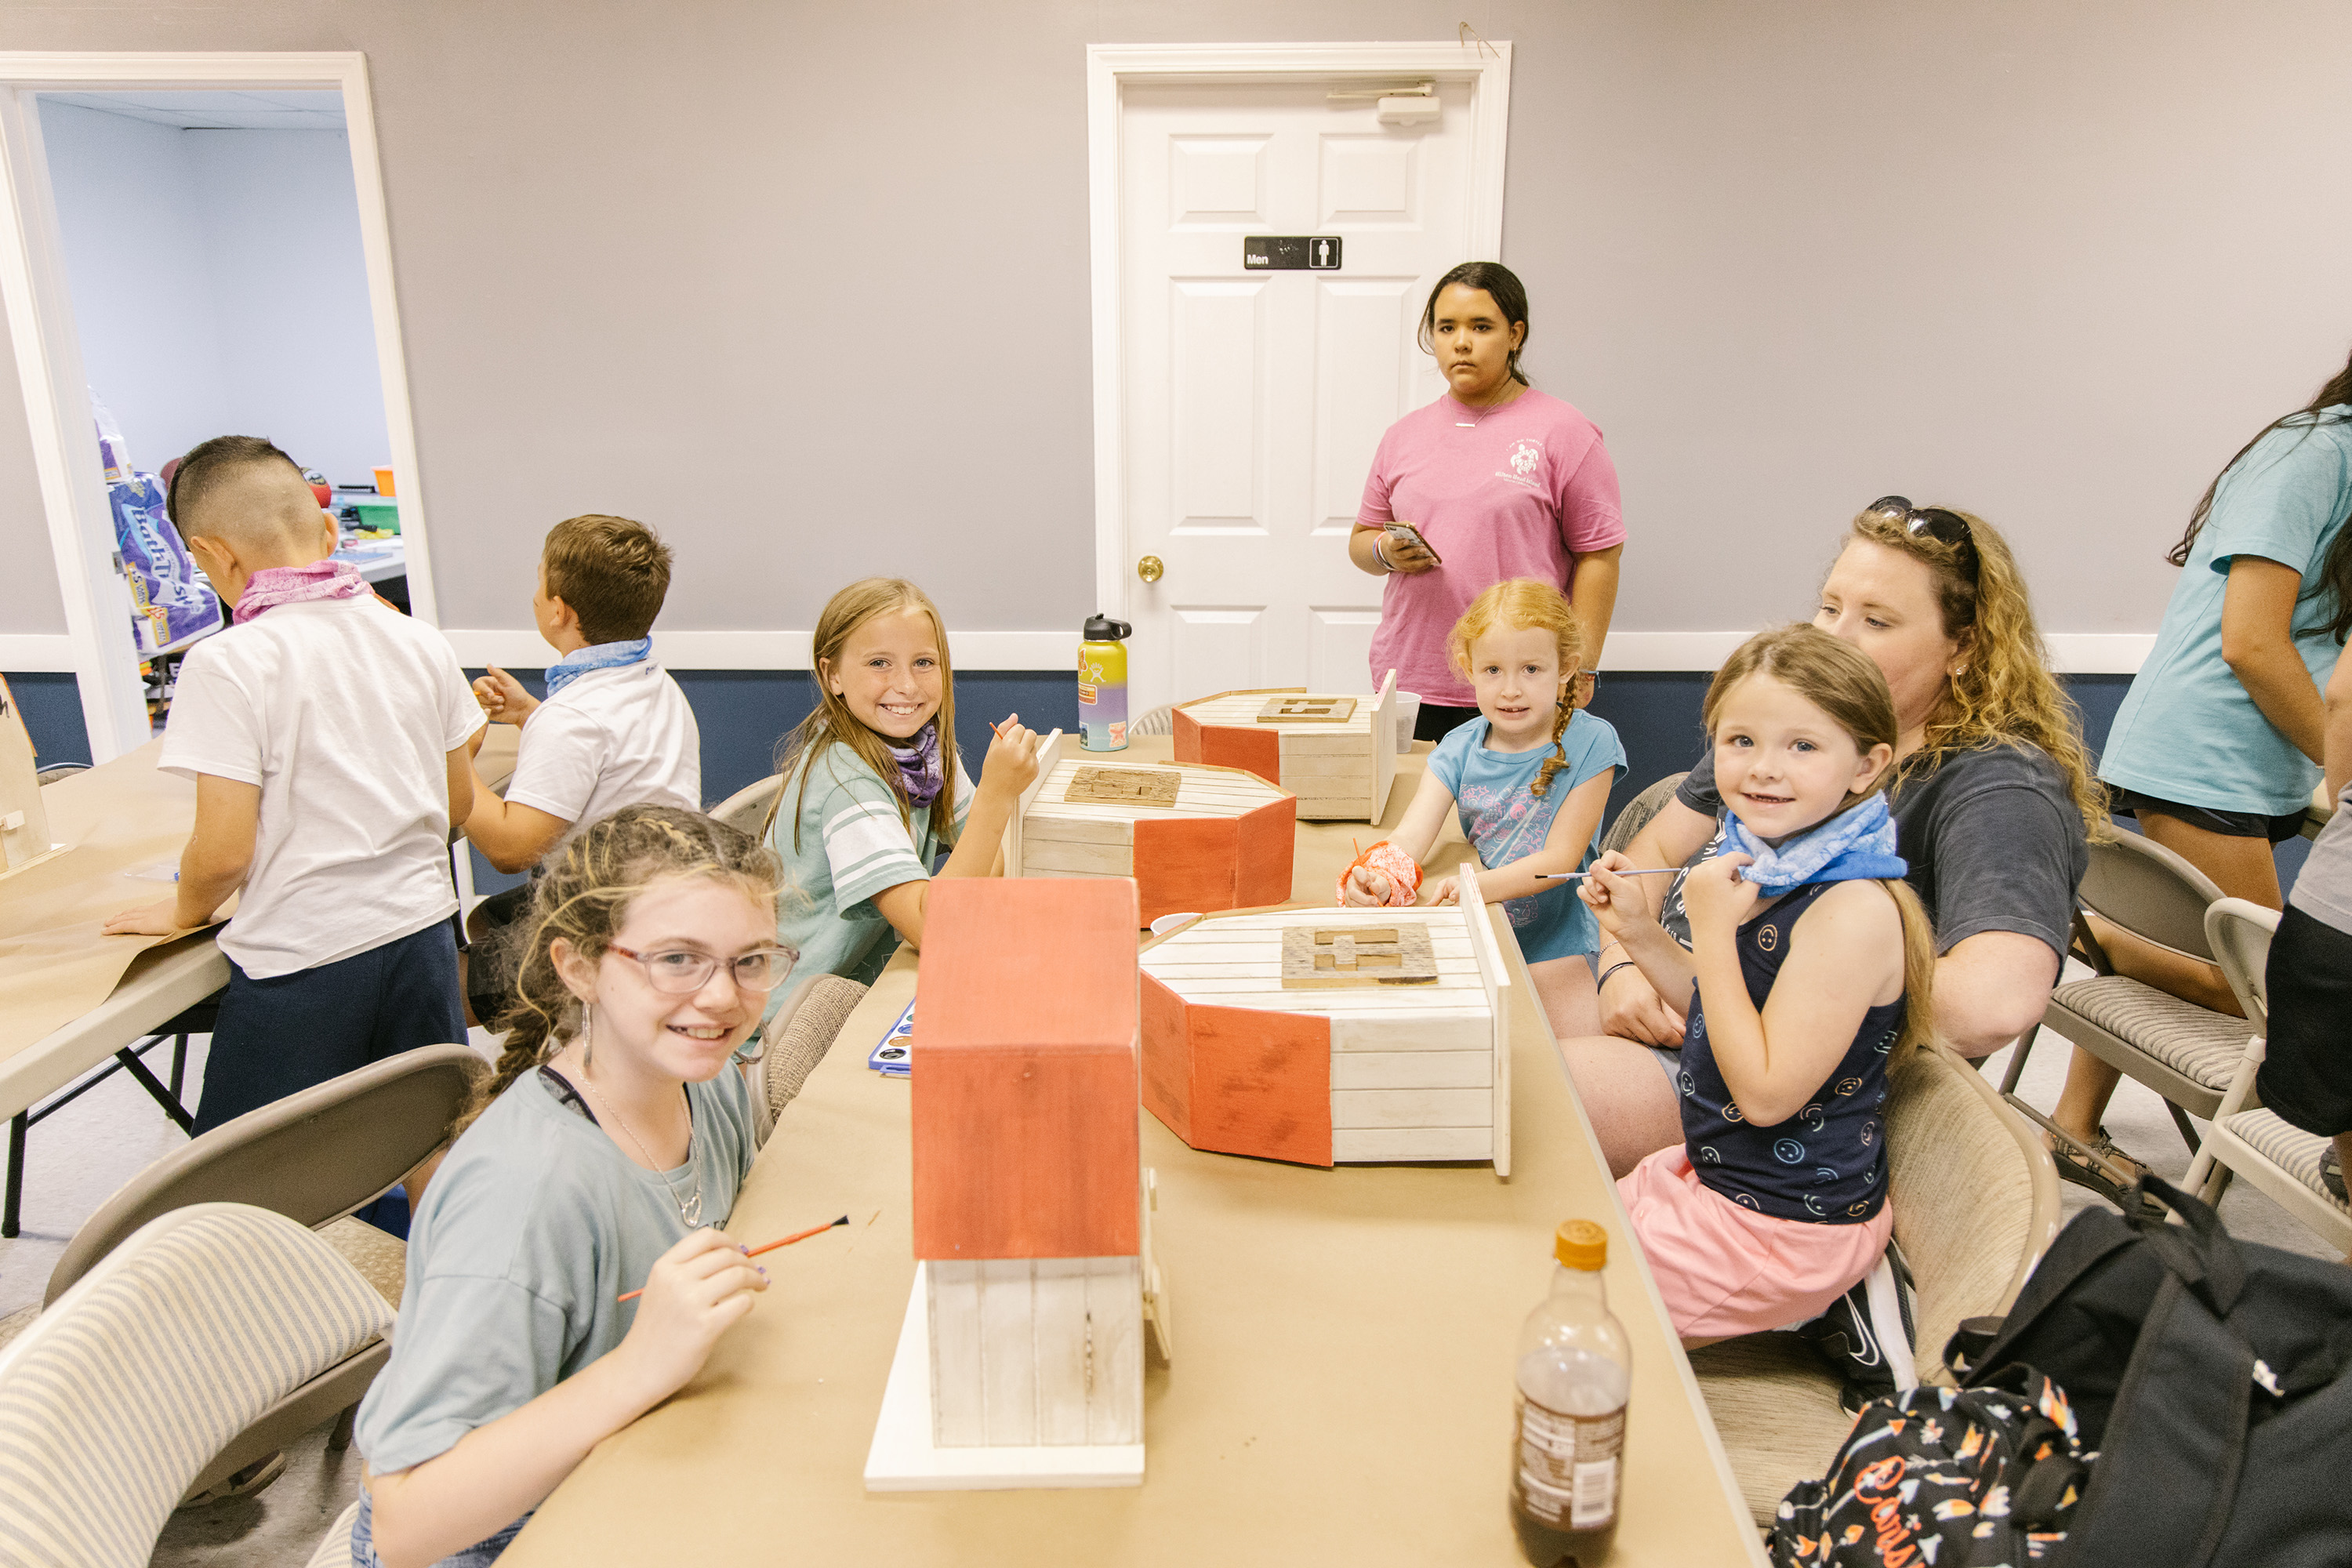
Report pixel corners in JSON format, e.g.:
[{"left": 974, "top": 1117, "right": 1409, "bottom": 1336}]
[
  {"left": 0, "top": 51, "right": 434, "bottom": 762},
  {"left": 1083, "top": 41, "right": 1513, "bottom": 637}
]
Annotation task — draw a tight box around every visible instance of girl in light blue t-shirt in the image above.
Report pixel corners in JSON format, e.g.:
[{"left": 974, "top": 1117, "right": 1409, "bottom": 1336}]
[
  {"left": 1339, "top": 578, "right": 1624, "bottom": 1037},
  {"left": 353, "top": 807, "right": 788, "bottom": 1567}
]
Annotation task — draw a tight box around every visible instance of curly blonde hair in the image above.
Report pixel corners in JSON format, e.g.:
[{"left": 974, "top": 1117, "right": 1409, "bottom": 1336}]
[
  {"left": 1446, "top": 578, "right": 1585, "bottom": 797},
  {"left": 1843, "top": 506, "right": 2107, "bottom": 839},
  {"left": 453, "top": 805, "right": 782, "bottom": 1142}
]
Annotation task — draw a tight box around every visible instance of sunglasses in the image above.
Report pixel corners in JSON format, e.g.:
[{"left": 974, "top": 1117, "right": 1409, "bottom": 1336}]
[{"left": 1867, "top": 495, "right": 1980, "bottom": 585}]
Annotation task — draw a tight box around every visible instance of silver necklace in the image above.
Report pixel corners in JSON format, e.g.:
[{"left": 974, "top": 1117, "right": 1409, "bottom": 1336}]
[
  {"left": 573, "top": 1004, "right": 703, "bottom": 1228},
  {"left": 1453, "top": 380, "right": 1523, "bottom": 427}
]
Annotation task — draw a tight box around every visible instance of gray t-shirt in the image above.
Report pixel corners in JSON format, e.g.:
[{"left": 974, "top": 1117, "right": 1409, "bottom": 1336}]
[
  {"left": 1672, "top": 741, "right": 2089, "bottom": 958},
  {"left": 354, "top": 1064, "right": 757, "bottom": 1475},
  {"left": 2290, "top": 782, "right": 2352, "bottom": 936}
]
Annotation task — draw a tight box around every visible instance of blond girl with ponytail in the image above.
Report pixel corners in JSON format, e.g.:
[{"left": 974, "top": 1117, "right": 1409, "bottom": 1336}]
[
  {"left": 759, "top": 577, "right": 1040, "bottom": 996},
  {"left": 354, "top": 807, "right": 786, "bottom": 1568},
  {"left": 1338, "top": 578, "right": 1624, "bottom": 1036},
  {"left": 1584, "top": 626, "right": 1939, "bottom": 1345}
]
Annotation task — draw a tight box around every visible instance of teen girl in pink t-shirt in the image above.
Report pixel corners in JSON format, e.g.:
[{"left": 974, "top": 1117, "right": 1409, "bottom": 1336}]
[{"left": 1351, "top": 262, "right": 1626, "bottom": 739}]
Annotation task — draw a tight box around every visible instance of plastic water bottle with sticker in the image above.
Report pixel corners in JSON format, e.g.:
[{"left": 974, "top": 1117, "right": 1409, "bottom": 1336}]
[{"left": 1511, "top": 1220, "right": 1629, "bottom": 1564}]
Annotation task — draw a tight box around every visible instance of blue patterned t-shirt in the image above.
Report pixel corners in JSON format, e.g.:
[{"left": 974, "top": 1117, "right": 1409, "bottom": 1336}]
[{"left": 1428, "top": 711, "right": 1625, "bottom": 963}]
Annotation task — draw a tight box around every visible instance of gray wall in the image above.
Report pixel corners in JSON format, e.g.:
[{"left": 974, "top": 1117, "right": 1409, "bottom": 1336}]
[
  {"left": 2, "top": 1, "right": 2350, "bottom": 645},
  {"left": 39, "top": 102, "right": 390, "bottom": 489}
]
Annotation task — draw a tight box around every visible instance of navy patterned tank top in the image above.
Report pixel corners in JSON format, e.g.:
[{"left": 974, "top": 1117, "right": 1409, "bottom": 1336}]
[{"left": 1676, "top": 880, "right": 1903, "bottom": 1224}]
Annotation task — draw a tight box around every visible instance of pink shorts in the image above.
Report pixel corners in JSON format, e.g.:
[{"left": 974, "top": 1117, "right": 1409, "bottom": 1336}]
[{"left": 1617, "top": 1146, "right": 1893, "bottom": 1341}]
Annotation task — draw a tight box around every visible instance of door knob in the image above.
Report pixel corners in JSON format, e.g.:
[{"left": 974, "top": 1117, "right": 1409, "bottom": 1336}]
[{"left": 1136, "top": 555, "right": 1164, "bottom": 584}]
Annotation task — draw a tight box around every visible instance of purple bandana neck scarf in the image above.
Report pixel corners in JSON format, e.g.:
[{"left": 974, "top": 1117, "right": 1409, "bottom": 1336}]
[
  {"left": 233, "top": 560, "right": 369, "bottom": 624},
  {"left": 884, "top": 723, "right": 946, "bottom": 808}
]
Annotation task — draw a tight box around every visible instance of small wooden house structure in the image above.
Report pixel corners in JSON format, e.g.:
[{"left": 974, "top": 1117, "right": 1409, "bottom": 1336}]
[
  {"left": 1002, "top": 731, "right": 1294, "bottom": 926},
  {"left": 1137, "top": 870, "right": 1512, "bottom": 1174},
  {"left": 1171, "top": 669, "right": 1400, "bottom": 822},
  {"left": 868, "top": 877, "right": 1168, "bottom": 1490}
]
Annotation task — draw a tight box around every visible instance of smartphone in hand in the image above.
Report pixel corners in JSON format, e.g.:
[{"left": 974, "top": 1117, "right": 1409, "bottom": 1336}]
[{"left": 1386, "top": 521, "right": 1443, "bottom": 564}]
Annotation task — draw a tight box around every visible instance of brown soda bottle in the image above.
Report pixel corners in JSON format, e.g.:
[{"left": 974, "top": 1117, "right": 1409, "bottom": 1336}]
[{"left": 1510, "top": 1221, "right": 1630, "bottom": 1565}]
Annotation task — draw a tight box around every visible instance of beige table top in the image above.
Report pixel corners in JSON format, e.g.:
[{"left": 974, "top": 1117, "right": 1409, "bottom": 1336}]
[
  {"left": 0, "top": 722, "right": 520, "bottom": 1080},
  {"left": 506, "top": 739, "right": 1762, "bottom": 1567}
]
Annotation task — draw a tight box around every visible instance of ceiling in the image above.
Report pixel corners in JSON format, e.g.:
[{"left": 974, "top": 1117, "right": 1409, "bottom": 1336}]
[{"left": 38, "top": 90, "right": 346, "bottom": 132}]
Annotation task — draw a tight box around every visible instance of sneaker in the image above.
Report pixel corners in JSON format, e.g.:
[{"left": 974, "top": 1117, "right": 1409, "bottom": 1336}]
[{"left": 1796, "top": 1241, "right": 1916, "bottom": 1411}]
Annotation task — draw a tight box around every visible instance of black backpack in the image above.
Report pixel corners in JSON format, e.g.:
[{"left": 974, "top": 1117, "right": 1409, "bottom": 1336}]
[
  {"left": 1944, "top": 1174, "right": 2352, "bottom": 1568},
  {"left": 1770, "top": 1362, "right": 2092, "bottom": 1566}
]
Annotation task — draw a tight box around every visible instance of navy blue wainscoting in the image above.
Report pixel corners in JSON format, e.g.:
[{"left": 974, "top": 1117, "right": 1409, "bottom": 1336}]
[{"left": 5, "top": 672, "right": 94, "bottom": 768}]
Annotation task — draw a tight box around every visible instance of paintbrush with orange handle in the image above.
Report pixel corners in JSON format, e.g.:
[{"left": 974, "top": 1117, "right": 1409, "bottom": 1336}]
[{"left": 617, "top": 1214, "right": 849, "bottom": 1303}]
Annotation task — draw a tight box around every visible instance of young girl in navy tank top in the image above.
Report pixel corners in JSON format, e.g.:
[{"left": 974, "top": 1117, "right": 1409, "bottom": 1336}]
[{"left": 1577, "top": 625, "right": 1939, "bottom": 1345}]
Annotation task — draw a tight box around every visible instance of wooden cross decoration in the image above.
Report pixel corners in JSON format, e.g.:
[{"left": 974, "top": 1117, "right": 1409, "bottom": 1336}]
[
  {"left": 1280, "top": 924, "right": 1438, "bottom": 988},
  {"left": 1255, "top": 695, "right": 1356, "bottom": 724},
  {"left": 1066, "top": 766, "right": 1182, "bottom": 809}
]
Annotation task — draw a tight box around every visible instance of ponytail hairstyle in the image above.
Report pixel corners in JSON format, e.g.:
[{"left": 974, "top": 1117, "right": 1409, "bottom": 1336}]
[
  {"left": 1417, "top": 260, "right": 1532, "bottom": 388},
  {"left": 762, "top": 577, "right": 964, "bottom": 853},
  {"left": 1842, "top": 503, "right": 2109, "bottom": 843},
  {"left": 2167, "top": 347, "right": 2352, "bottom": 645},
  {"left": 452, "top": 805, "right": 782, "bottom": 1141},
  {"left": 1446, "top": 578, "right": 1584, "bottom": 797},
  {"left": 1702, "top": 624, "right": 1941, "bottom": 1058}
]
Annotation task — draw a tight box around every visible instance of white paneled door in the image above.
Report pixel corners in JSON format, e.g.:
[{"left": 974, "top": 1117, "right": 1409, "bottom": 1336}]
[{"left": 1115, "top": 78, "right": 1484, "bottom": 715}]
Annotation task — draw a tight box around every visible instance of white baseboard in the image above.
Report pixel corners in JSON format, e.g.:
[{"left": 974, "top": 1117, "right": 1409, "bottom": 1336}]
[
  {"left": 5, "top": 628, "right": 2159, "bottom": 678},
  {"left": 436, "top": 628, "right": 1083, "bottom": 672},
  {"left": 0, "top": 633, "right": 77, "bottom": 672}
]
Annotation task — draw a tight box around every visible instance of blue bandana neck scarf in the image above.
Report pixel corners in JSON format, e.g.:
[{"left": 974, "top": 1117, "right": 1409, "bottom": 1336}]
[
  {"left": 543, "top": 637, "right": 652, "bottom": 699},
  {"left": 884, "top": 722, "right": 946, "bottom": 808},
  {"left": 1721, "top": 792, "right": 1907, "bottom": 891}
]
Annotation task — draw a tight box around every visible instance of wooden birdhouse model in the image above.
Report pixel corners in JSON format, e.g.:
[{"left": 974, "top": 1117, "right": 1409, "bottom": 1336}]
[
  {"left": 1173, "top": 668, "right": 1400, "bottom": 822},
  {"left": 1137, "top": 871, "right": 1512, "bottom": 1174},
  {"left": 867, "top": 877, "right": 1169, "bottom": 1490},
  {"left": 1002, "top": 730, "right": 1294, "bottom": 926}
]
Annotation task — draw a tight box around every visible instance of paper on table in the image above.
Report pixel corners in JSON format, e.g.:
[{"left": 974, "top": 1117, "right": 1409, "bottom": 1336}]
[{"left": 0, "top": 746, "right": 225, "bottom": 1066}]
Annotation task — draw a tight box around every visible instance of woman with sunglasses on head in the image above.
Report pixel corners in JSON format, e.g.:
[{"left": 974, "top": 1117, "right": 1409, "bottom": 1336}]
[
  {"left": 354, "top": 805, "right": 790, "bottom": 1568},
  {"left": 2050, "top": 351, "right": 2352, "bottom": 1193},
  {"left": 1559, "top": 500, "right": 2100, "bottom": 1181},
  {"left": 1350, "top": 261, "right": 1626, "bottom": 738}
]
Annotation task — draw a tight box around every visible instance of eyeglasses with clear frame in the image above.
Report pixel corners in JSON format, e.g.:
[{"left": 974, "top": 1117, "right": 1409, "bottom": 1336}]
[
  {"left": 604, "top": 942, "right": 800, "bottom": 995},
  {"left": 1866, "top": 495, "right": 1980, "bottom": 586}
]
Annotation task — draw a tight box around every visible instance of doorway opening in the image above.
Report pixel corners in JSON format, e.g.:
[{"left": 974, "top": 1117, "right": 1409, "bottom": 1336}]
[{"left": 0, "top": 54, "right": 432, "bottom": 762}]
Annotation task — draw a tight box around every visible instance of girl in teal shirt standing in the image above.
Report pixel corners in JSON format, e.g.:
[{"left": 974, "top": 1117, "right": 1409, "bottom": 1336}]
[{"left": 2057, "top": 350, "right": 2352, "bottom": 1181}]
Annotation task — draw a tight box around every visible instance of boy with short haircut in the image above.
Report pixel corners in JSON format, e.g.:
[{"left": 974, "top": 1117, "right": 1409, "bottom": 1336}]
[
  {"left": 107, "top": 436, "right": 482, "bottom": 1134},
  {"left": 461, "top": 514, "right": 699, "bottom": 1022}
]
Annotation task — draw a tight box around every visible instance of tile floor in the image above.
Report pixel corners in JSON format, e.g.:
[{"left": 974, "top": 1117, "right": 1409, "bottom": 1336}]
[{"left": 0, "top": 999, "right": 2333, "bottom": 1566}]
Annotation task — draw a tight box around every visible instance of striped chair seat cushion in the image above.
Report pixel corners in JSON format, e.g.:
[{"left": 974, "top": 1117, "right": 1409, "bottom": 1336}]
[
  {"left": 2224, "top": 1109, "right": 2352, "bottom": 1215},
  {"left": 2048, "top": 975, "right": 2249, "bottom": 1091},
  {"left": 0, "top": 1203, "right": 394, "bottom": 1568},
  {"left": 307, "top": 1497, "right": 363, "bottom": 1567}
]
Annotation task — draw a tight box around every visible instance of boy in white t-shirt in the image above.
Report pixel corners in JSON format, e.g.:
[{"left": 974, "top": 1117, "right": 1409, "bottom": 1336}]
[
  {"left": 460, "top": 514, "right": 700, "bottom": 1024},
  {"left": 105, "top": 437, "right": 483, "bottom": 1134}
]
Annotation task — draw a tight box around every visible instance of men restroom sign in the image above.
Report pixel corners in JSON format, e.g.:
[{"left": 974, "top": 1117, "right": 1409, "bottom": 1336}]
[{"left": 1243, "top": 236, "right": 1342, "bottom": 270}]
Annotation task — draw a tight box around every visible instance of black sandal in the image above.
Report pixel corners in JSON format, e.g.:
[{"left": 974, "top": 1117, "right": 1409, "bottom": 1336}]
[{"left": 2049, "top": 1127, "right": 2164, "bottom": 1219}]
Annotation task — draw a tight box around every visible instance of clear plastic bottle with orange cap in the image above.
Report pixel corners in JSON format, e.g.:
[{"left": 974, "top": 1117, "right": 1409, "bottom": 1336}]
[{"left": 1511, "top": 1220, "right": 1631, "bottom": 1565}]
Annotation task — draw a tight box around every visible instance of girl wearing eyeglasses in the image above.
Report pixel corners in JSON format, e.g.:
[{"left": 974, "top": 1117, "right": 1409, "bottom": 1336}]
[{"left": 352, "top": 805, "right": 790, "bottom": 1568}]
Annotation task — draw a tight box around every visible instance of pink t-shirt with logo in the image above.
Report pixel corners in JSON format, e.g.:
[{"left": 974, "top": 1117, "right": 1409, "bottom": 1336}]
[{"left": 1356, "top": 387, "right": 1624, "bottom": 707}]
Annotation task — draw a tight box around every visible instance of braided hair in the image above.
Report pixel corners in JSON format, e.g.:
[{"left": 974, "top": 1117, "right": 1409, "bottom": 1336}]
[
  {"left": 1446, "top": 578, "right": 1587, "bottom": 797},
  {"left": 451, "top": 804, "right": 782, "bottom": 1142}
]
